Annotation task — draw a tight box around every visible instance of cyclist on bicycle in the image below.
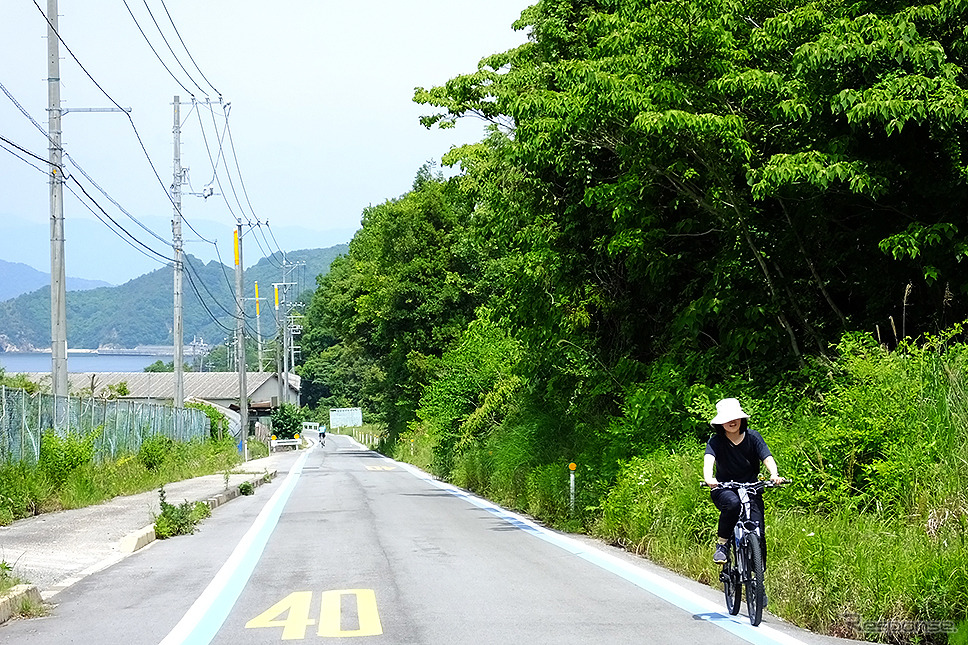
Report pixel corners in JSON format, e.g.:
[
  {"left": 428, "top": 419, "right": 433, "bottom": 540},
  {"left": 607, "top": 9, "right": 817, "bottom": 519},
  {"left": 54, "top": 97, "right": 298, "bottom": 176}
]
[{"left": 703, "top": 398, "right": 783, "bottom": 565}]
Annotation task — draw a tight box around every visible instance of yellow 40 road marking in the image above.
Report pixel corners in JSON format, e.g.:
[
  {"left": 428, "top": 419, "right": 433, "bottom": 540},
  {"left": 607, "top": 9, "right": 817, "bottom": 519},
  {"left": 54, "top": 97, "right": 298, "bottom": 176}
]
[
  {"left": 365, "top": 465, "right": 396, "bottom": 471},
  {"left": 245, "top": 589, "right": 383, "bottom": 640}
]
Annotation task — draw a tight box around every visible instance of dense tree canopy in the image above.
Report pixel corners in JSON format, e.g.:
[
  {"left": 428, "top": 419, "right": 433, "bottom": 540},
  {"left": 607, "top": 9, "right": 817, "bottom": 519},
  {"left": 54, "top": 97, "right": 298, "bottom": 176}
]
[
  {"left": 298, "top": 168, "right": 480, "bottom": 431},
  {"left": 301, "top": 0, "right": 968, "bottom": 445}
]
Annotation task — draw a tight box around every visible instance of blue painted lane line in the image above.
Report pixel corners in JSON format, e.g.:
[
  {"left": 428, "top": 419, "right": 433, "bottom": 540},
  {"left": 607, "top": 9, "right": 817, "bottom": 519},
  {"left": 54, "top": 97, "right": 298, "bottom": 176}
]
[
  {"left": 159, "top": 449, "right": 311, "bottom": 645},
  {"left": 389, "top": 457, "right": 810, "bottom": 645}
]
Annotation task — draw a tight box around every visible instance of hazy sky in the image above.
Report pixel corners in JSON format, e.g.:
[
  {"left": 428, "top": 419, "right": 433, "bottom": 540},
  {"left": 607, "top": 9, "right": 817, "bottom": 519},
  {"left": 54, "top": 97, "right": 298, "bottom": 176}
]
[{"left": 0, "top": 1, "right": 531, "bottom": 284}]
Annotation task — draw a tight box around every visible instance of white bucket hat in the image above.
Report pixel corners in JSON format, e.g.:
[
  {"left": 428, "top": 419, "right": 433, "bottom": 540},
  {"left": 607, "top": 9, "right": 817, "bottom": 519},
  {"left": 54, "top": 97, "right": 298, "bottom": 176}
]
[{"left": 710, "top": 398, "right": 749, "bottom": 426}]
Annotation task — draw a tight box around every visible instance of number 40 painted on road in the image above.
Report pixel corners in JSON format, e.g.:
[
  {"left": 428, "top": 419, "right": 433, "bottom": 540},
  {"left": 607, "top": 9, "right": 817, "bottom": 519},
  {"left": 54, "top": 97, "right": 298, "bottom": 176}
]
[{"left": 245, "top": 589, "right": 383, "bottom": 640}]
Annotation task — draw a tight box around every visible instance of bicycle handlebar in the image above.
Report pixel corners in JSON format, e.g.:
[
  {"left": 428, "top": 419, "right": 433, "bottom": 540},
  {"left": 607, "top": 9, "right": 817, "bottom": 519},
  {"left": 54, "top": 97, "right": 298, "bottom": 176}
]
[{"left": 700, "top": 479, "right": 790, "bottom": 490}]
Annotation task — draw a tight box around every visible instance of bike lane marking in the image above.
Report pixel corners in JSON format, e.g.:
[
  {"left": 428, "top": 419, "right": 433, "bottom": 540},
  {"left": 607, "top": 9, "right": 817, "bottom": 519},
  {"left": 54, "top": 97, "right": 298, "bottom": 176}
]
[
  {"left": 158, "top": 448, "right": 312, "bottom": 645},
  {"left": 379, "top": 451, "right": 809, "bottom": 645}
]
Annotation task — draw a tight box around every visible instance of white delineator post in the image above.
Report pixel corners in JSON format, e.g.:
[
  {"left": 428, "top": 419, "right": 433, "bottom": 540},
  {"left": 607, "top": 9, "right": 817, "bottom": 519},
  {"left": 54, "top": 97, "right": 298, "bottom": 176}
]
[{"left": 569, "top": 462, "right": 577, "bottom": 516}]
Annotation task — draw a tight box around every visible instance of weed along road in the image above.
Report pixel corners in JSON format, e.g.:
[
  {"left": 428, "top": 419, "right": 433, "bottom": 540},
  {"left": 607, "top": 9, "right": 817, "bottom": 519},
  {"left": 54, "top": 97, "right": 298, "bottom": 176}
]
[{"left": 1, "top": 433, "right": 859, "bottom": 645}]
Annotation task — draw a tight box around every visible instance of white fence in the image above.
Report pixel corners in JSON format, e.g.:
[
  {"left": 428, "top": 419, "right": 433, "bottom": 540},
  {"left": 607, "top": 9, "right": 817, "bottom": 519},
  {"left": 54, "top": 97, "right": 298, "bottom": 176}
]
[{"left": 0, "top": 386, "right": 209, "bottom": 465}]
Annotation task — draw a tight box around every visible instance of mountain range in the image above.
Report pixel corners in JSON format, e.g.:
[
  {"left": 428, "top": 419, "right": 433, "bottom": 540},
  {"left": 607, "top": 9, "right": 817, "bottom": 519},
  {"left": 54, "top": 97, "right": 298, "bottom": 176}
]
[
  {"left": 0, "top": 259, "right": 112, "bottom": 301},
  {"left": 0, "top": 245, "right": 347, "bottom": 351}
]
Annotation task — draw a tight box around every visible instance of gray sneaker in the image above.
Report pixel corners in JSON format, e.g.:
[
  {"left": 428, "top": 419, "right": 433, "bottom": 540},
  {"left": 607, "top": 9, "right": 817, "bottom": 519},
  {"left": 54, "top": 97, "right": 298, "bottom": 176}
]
[{"left": 713, "top": 542, "right": 729, "bottom": 564}]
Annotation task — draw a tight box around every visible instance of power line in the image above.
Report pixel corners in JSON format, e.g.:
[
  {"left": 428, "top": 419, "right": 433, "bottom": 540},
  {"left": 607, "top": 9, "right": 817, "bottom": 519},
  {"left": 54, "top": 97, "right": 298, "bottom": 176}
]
[
  {"left": 0, "top": 132, "right": 52, "bottom": 169},
  {"left": 32, "top": 0, "right": 209, "bottom": 244},
  {"left": 66, "top": 175, "right": 174, "bottom": 264},
  {"left": 157, "top": 0, "right": 221, "bottom": 97},
  {"left": 121, "top": 0, "right": 194, "bottom": 97},
  {"left": 65, "top": 154, "right": 174, "bottom": 248},
  {"left": 2, "top": 77, "right": 174, "bottom": 250},
  {"left": 139, "top": 0, "right": 208, "bottom": 96},
  {"left": 224, "top": 116, "right": 260, "bottom": 223},
  {"left": 264, "top": 221, "right": 287, "bottom": 258},
  {"left": 190, "top": 102, "right": 283, "bottom": 271},
  {"left": 182, "top": 260, "right": 236, "bottom": 334},
  {"left": 183, "top": 253, "right": 247, "bottom": 321},
  {"left": 0, "top": 78, "right": 58, "bottom": 149}
]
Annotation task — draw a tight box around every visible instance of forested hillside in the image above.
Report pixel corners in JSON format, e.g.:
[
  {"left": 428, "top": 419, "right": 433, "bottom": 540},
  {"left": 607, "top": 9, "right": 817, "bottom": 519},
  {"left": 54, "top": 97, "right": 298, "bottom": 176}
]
[
  {"left": 0, "top": 245, "right": 346, "bottom": 349},
  {"left": 298, "top": 1, "right": 968, "bottom": 639}
]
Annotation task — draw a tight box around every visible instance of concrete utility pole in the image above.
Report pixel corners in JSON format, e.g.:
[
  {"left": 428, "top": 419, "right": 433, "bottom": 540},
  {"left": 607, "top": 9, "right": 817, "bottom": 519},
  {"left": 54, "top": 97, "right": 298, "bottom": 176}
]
[
  {"left": 47, "top": 0, "right": 68, "bottom": 410},
  {"left": 274, "top": 283, "right": 283, "bottom": 405},
  {"left": 273, "top": 280, "right": 296, "bottom": 405},
  {"left": 171, "top": 96, "right": 185, "bottom": 409},
  {"left": 253, "top": 282, "right": 265, "bottom": 371},
  {"left": 235, "top": 224, "right": 248, "bottom": 461}
]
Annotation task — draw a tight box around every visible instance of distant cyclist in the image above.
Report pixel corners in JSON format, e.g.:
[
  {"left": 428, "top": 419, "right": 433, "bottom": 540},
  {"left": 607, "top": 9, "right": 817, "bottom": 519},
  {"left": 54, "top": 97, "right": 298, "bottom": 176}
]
[{"left": 703, "top": 398, "right": 783, "bottom": 565}]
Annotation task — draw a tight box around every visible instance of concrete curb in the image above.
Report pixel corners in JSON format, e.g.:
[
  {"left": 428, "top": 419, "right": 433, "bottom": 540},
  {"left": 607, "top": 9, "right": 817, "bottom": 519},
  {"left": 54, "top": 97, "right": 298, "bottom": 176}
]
[
  {"left": 0, "top": 584, "right": 43, "bottom": 624},
  {"left": 116, "top": 470, "right": 277, "bottom": 555}
]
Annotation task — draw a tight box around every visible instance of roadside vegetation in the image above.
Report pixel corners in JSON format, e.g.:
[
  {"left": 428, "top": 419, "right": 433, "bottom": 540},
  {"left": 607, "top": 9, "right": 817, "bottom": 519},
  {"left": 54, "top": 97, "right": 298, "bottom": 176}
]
[
  {"left": 0, "top": 428, "right": 239, "bottom": 526},
  {"left": 294, "top": 1, "right": 968, "bottom": 641},
  {"left": 153, "top": 486, "right": 212, "bottom": 539},
  {"left": 0, "top": 560, "right": 23, "bottom": 596}
]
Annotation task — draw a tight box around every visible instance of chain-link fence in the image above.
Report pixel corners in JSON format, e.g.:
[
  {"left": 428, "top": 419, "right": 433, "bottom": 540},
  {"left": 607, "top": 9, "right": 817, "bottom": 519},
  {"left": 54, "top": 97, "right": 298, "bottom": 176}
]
[{"left": 0, "top": 386, "right": 209, "bottom": 465}]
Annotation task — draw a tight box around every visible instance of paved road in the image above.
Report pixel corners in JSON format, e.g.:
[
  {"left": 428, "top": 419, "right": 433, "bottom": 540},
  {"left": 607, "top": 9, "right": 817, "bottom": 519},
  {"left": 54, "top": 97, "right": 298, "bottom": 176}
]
[{"left": 0, "top": 433, "right": 864, "bottom": 645}]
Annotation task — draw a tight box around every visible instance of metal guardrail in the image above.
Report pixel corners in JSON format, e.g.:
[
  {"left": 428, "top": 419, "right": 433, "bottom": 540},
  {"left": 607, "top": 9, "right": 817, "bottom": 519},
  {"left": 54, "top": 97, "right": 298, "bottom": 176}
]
[{"left": 0, "top": 386, "right": 208, "bottom": 465}]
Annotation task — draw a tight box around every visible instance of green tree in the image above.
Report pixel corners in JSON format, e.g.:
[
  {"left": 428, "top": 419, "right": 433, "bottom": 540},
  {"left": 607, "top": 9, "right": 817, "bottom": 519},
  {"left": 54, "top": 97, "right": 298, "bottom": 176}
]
[
  {"left": 417, "top": 0, "right": 968, "bottom": 395},
  {"left": 299, "top": 167, "right": 480, "bottom": 439},
  {"left": 144, "top": 360, "right": 193, "bottom": 373},
  {"left": 270, "top": 403, "right": 303, "bottom": 439}
]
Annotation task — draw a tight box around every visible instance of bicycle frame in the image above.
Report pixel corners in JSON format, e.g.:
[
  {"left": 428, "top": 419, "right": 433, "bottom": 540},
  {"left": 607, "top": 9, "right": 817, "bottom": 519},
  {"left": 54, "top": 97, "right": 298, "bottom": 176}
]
[
  {"left": 732, "top": 485, "right": 760, "bottom": 574},
  {"left": 708, "top": 480, "right": 782, "bottom": 626}
]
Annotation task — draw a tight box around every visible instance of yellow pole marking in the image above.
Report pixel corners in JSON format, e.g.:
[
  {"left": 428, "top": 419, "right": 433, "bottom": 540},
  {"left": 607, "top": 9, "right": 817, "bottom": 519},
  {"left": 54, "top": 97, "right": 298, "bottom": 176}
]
[
  {"left": 244, "top": 591, "right": 315, "bottom": 640},
  {"left": 318, "top": 589, "right": 383, "bottom": 637}
]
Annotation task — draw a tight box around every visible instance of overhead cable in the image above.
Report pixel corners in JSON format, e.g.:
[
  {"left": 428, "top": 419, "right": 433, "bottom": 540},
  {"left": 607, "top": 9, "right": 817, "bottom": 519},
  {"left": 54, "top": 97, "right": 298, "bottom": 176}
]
[
  {"left": 34, "top": 0, "right": 217, "bottom": 250},
  {"left": 158, "top": 0, "right": 221, "bottom": 97},
  {"left": 0, "top": 132, "right": 52, "bottom": 169},
  {"left": 139, "top": 0, "right": 208, "bottom": 96},
  {"left": 67, "top": 176, "right": 174, "bottom": 264},
  {"left": 121, "top": 0, "right": 195, "bottom": 97}
]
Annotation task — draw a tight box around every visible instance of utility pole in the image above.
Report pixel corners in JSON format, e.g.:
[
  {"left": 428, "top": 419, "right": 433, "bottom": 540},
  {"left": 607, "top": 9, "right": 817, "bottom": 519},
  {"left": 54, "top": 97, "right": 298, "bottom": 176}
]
[
  {"left": 171, "top": 96, "right": 184, "bottom": 409},
  {"left": 47, "top": 0, "right": 68, "bottom": 413},
  {"left": 273, "top": 280, "right": 296, "bottom": 405},
  {"left": 235, "top": 224, "right": 248, "bottom": 461},
  {"left": 289, "top": 311, "right": 302, "bottom": 385},
  {"left": 251, "top": 282, "right": 265, "bottom": 371},
  {"left": 274, "top": 283, "right": 283, "bottom": 405}
]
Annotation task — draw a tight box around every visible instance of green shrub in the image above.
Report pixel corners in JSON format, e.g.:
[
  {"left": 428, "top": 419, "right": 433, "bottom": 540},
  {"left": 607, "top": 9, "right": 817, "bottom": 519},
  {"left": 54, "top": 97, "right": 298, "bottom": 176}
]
[
  {"left": 38, "top": 428, "right": 100, "bottom": 485},
  {"left": 246, "top": 439, "right": 269, "bottom": 459},
  {"left": 153, "top": 486, "right": 211, "bottom": 539},
  {"left": 187, "top": 401, "right": 229, "bottom": 439},
  {"left": 271, "top": 403, "right": 303, "bottom": 439},
  {"left": 0, "top": 559, "right": 22, "bottom": 595},
  {"left": 137, "top": 435, "right": 173, "bottom": 471},
  {"left": 238, "top": 481, "right": 254, "bottom": 496}
]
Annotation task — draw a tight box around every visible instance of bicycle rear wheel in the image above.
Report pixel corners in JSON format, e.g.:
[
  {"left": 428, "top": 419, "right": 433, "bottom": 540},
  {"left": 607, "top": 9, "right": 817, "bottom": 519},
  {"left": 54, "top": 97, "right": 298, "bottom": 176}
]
[
  {"left": 721, "top": 549, "right": 741, "bottom": 615},
  {"left": 744, "top": 537, "right": 766, "bottom": 626}
]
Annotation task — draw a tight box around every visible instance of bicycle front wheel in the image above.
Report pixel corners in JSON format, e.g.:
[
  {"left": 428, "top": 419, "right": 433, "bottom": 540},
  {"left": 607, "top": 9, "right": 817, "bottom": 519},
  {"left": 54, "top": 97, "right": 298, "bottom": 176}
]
[{"left": 744, "top": 537, "right": 766, "bottom": 626}]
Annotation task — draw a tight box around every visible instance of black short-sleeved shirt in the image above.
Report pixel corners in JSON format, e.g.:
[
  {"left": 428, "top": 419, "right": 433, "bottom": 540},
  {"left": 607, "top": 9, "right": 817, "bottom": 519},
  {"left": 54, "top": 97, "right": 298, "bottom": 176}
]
[{"left": 705, "top": 428, "right": 772, "bottom": 483}]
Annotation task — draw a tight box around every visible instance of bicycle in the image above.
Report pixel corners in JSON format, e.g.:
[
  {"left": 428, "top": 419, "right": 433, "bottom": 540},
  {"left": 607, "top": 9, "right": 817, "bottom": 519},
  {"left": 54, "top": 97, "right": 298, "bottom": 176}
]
[{"left": 703, "top": 479, "right": 787, "bottom": 626}]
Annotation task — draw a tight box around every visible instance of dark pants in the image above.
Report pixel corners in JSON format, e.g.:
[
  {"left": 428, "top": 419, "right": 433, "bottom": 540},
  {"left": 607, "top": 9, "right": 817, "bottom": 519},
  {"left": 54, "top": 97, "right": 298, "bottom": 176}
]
[{"left": 711, "top": 488, "right": 767, "bottom": 569}]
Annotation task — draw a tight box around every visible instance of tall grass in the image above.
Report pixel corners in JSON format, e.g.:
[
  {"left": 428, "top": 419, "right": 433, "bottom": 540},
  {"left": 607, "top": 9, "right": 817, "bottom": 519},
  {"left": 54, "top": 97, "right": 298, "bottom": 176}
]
[
  {"left": 395, "top": 329, "right": 968, "bottom": 643},
  {"left": 0, "top": 436, "right": 240, "bottom": 525}
]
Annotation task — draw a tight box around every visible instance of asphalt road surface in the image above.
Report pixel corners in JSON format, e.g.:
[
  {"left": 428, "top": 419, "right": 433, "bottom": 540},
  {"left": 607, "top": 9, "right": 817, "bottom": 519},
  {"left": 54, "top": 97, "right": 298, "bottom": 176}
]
[{"left": 0, "top": 433, "right": 859, "bottom": 645}]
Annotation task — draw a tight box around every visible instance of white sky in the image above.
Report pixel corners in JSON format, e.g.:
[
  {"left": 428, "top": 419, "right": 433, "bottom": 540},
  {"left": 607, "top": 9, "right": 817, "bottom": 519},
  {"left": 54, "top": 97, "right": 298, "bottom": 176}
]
[{"left": 0, "top": 1, "right": 531, "bottom": 283}]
